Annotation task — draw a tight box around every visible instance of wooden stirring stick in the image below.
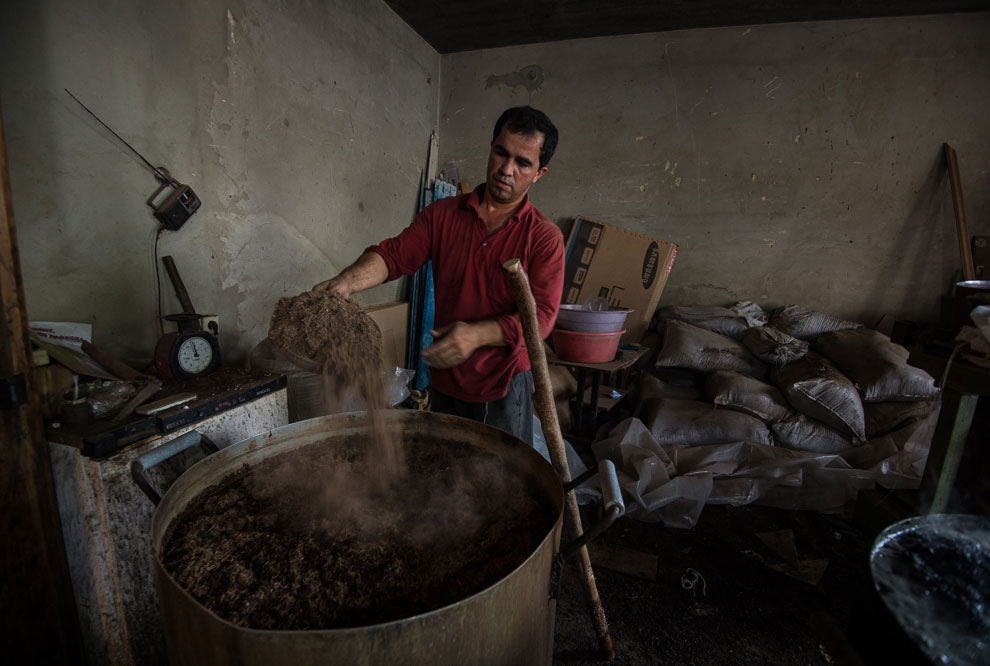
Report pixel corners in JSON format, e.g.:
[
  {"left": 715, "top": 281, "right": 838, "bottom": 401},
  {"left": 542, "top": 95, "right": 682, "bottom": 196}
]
[{"left": 502, "top": 258, "right": 615, "bottom": 661}]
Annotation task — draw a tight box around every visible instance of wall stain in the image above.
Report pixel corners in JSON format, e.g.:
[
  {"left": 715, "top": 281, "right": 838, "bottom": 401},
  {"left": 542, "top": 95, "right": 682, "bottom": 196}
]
[{"left": 485, "top": 65, "right": 544, "bottom": 93}]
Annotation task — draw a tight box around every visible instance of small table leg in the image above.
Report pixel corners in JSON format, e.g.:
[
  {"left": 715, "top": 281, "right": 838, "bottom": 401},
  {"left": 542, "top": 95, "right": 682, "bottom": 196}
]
[
  {"left": 574, "top": 368, "right": 586, "bottom": 435},
  {"left": 925, "top": 389, "right": 978, "bottom": 514},
  {"left": 589, "top": 371, "right": 602, "bottom": 434}
]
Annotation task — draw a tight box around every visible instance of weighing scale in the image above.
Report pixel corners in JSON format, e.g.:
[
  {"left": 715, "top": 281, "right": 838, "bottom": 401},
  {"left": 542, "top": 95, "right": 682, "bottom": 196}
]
[{"left": 154, "top": 255, "right": 221, "bottom": 380}]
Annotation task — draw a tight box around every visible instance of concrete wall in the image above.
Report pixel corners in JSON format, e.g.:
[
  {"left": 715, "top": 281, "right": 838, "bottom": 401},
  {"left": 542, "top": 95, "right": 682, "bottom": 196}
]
[
  {"left": 1, "top": 0, "right": 439, "bottom": 363},
  {"left": 3, "top": 6, "right": 987, "bottom": 368},
  {"left": 439, "top": 14, "right": 990, "bottom": 326}
]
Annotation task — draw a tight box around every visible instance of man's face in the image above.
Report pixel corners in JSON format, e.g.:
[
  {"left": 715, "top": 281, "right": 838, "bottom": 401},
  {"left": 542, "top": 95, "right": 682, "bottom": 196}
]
[{"left": 485, "top": 127, "right": 549, "bottom": 205}]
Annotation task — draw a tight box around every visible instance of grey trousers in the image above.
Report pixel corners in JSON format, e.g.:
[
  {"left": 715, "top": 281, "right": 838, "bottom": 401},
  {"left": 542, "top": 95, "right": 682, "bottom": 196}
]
[{"left": 431, "top": 371, "right": 535, "bottom": 446}]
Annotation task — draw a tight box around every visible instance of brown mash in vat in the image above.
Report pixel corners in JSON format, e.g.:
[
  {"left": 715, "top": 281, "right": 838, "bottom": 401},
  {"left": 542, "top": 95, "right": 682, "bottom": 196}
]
[{"left": 161, "top": 432, "right": 556, "bottom": 630}]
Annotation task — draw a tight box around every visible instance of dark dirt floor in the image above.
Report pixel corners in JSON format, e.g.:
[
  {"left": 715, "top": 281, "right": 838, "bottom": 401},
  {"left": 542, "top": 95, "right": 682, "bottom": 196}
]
[
  {"left": 548, "top": 392, "right": 990, "bottom": 666},
  {"left": 551, "top": 501, "right": 934, "bottom": 666}
]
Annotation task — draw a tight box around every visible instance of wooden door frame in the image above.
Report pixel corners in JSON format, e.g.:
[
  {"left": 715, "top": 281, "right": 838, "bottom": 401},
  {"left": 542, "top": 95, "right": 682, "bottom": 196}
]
[{"left": 0, "top": 98, "right": 84, "bottom": 663}]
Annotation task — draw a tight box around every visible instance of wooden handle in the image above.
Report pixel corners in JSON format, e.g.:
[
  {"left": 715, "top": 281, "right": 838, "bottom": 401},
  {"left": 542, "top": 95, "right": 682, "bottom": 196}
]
[
  {"left": 502, "top": 258, "right": 615, "bottom": 661},
  {"left": 162, "top": 255, "right": 196, "bottom": 314},
  {"left": 944, "top": 144, "right": 976, "bottom": 281},
  {"left": 80, "top": 341, "right": 151, "bottom": 383}
]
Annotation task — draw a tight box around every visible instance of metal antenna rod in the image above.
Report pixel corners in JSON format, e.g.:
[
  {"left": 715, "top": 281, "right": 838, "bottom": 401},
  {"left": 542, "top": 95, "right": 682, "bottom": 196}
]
[{"left": 64, "top": 88, "right": 170, "bottom": 183}]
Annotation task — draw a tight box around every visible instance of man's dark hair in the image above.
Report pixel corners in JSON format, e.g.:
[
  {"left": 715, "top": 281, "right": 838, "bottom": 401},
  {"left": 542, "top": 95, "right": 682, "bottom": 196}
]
[{"left": 492, "top": 106, "right": 559, "bottom": 169}]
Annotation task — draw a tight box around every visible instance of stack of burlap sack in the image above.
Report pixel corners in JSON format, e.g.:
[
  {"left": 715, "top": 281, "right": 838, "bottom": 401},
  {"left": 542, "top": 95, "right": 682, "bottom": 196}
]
[
  {"left": 641, "top": 302, "right": 939, "bottom": 461},
  {"left": 572, "top": 302, "right": 942, "bottom": 526}
]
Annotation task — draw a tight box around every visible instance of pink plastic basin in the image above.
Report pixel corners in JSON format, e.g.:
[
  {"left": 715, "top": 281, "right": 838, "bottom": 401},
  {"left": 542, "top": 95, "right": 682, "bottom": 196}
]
[{"left": 551, "top": 328, "right": 626, "bottom": 364}]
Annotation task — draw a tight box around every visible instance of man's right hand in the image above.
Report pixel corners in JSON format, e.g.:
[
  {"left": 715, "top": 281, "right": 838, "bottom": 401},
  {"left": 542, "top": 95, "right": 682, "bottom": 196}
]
[{"left": 312, "top": 277, "right": 350, "bottom": 298}]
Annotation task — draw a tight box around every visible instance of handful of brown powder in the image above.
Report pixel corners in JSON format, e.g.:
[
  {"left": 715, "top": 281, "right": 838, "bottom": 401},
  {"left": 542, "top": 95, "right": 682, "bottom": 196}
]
[
  {"left": 268, "top": 290, "right": 383, "bottom": 380},
  {"left": 268, "top": 290, "right": 404, "bottom": 485}
]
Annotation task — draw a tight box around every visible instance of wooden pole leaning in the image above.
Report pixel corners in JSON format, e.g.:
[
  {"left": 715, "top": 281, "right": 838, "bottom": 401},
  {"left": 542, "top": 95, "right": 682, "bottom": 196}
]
[
  {"left": 501, "top": 258, "right": 614, "bottom": 661},
  {"left": 944, "top": 143, "right": 976, "bottom": 281}
]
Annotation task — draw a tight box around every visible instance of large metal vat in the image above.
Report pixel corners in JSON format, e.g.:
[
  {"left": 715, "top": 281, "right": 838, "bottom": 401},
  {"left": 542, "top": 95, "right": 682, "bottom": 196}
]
[
  {"left": 870, "top": 514, "right": 990, "bottom": 666},
  {"left": 147, "top": 410, "right": 564, "bottom": 666}
]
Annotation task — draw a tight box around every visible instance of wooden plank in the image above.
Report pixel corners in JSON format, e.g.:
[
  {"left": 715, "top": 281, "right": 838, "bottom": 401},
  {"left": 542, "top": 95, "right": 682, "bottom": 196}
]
[
  {"left": 944, "top": 143, "right": 976, "bottom": 280},
  {"left": 0, "top": 101, "right": 84, "bottom": 661},
  {"left": 547, "top": 344, "right": 650, "bottom": 373}
]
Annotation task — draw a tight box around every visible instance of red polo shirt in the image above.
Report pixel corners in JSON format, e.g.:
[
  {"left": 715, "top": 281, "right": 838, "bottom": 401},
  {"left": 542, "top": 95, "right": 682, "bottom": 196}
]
[{"left": 367, "top": 185, "right": 564, "bottom": 402}]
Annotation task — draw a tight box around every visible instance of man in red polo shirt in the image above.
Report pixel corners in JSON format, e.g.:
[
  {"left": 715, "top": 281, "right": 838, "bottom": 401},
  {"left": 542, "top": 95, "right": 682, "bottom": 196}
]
[{"left": 314, "top": 106, "right": 564, "bottom": 445}]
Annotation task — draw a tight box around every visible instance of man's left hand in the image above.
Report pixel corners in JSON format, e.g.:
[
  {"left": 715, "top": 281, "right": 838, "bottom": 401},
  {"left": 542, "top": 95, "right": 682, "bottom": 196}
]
[{"left": 422, "top": 322, "right": 481, "bottom": 369}]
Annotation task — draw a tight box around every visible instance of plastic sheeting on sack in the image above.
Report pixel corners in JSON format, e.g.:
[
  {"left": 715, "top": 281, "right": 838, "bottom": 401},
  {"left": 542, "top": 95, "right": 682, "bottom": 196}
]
[{"left": 589, "top": 406, "right": 938, "bottom": 528}]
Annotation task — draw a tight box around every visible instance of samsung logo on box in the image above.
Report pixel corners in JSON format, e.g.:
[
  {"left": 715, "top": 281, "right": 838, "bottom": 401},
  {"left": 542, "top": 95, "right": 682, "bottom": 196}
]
[{"left": 641, "top": 242, "right": 659, "bottom": 289}]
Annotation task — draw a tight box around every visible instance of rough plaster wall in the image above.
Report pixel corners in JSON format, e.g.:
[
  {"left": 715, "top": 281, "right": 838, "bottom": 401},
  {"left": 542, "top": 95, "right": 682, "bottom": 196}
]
[
  {"left": 439, "top": 14, "right": 990, "bottom": 326},
  {"left": 0, "top": 0, "right": 439, "bottom": 363}
]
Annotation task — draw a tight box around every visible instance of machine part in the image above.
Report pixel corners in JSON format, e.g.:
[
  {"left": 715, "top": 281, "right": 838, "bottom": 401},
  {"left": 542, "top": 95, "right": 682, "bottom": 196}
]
[
  {"left": 560, "top": 460, "right": 625, "bottom": 560},
  {"left": 146, "top": 411, "right": 564, "bottom": 665},
  {"left": 64, "top": 89, "right": 200, "bottom": 230},
  {"left": 146, "top": 179, "right": 200, "bottom": 230},
  {"left": 131, "top": 430, "right": 218, "bottom": 505},
  {"left": 502, "top": 257, "right": 615, "bottom": 661},
  {"left": 162, "top": 255, "right": 197, "bottom": 314},
  {"left": 136, "top": 392, "right": 198, "bottom": 416}
]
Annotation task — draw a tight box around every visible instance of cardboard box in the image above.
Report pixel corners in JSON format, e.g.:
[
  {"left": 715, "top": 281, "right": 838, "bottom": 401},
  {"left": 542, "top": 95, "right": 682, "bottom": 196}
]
[
  {"left": 365, "top": 301, "right": 410, "bottom": 370},
  {"left": 562, "top": 217, "right": 677, "bottom": 343}
]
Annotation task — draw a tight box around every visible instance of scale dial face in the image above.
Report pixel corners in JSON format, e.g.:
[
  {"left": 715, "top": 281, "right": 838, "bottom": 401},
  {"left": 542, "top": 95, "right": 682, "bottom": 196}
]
[{"left": 176, "top": 335, "right": 216, "bottom": 375}]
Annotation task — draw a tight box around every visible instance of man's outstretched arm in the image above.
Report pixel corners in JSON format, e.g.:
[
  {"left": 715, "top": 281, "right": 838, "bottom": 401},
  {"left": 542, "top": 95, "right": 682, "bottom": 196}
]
[{"left": 313, "top": 251, "right": 389, "bottom": 299}]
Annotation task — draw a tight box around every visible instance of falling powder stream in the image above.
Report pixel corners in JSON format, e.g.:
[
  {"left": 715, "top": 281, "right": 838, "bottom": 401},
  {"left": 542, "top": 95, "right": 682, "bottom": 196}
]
[{"left": 268, "top": 290, "right": 406, "bottom": 487}]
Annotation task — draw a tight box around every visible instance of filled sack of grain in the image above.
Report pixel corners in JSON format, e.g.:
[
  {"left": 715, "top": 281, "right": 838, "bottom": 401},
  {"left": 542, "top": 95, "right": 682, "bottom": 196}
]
[
  {"left": 772, "top": 414, "right": 855, "bottom": 454},
  {"left": 643, "top": 397, "right": 771, "bottom": 447},
  {"left": 630, "top": 373, "right": 703, "bottom": 422},
  {"left": 656, "top": 320, "right": 767, "bottom": 379},
  {"left": 769, "top": 305, "right": 861, "bottom": 341},
  {"left": 815, "top": 328, "right": 938, "bottom": 402},
  {"left": 742, "top": 326, "right": 810, "bottom": 366},
  {"left": 657, "top": 301, "right": 767, "bottom": 340},
  {"left": 555, "top": 397, "right": 573, "bottom": 434},
  {"left": 637, "top": 373, "right": 704, "bottom": 402},
  {"left": 704, "top": 370, "right": 795, "bottom": 423},
  {"left": 771, "top": 352, "right": 866, "bottom": 441},
  {"left": 864, "top": 399, "right": 938, "bottom": 437},
  {"left": 548, "top": 362, "right": 577, "bottom": 401}
]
